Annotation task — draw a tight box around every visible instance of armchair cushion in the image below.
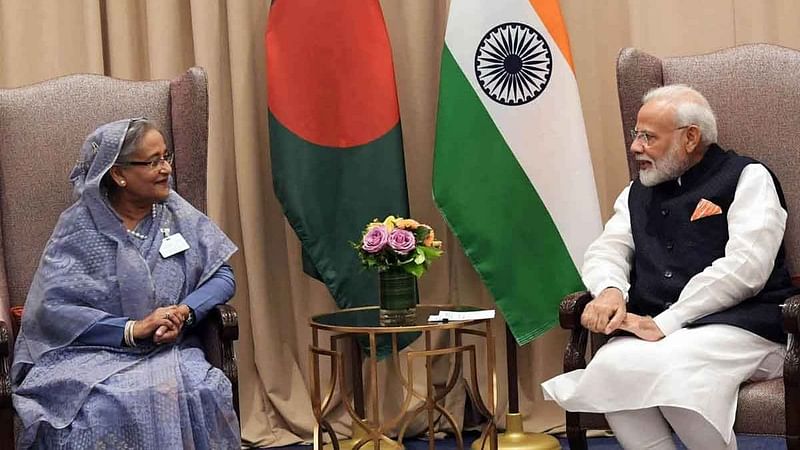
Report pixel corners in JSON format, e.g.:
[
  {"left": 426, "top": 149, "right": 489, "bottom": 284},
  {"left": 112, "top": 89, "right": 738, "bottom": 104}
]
[{"left": 735, "top": 378, "right": 785, "bottom": 435}]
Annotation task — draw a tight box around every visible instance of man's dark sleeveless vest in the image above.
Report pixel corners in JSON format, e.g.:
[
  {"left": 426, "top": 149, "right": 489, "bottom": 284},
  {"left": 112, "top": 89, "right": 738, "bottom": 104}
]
[{"left": 628, "top": 144, "right": 797, "bottom": 343}]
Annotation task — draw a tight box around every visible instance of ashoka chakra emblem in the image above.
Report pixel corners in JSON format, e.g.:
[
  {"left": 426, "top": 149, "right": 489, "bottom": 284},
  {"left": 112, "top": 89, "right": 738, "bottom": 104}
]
[{"left": 474, "top": 22, "right": 552, "bottom": 106}]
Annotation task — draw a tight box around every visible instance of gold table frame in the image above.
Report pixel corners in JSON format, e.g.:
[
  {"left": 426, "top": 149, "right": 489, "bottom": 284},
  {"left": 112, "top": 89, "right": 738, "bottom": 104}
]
[{"left": 309, "top": 305, "right": 497, "bottom": 450}]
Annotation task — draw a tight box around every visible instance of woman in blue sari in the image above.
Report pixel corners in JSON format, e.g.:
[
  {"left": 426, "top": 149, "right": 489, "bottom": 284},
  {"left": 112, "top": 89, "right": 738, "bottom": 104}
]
[{"left": 11, "top": 118, "right": 240, "bottom": 449}]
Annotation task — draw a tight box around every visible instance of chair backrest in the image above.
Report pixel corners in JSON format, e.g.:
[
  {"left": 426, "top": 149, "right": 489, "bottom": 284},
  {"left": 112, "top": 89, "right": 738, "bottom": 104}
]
[
  {"left": 0, "top": 67, "right": 209, "bottom": 310},
  {"left": 617, "top": 44, "right": 800, "bottom": 277}
]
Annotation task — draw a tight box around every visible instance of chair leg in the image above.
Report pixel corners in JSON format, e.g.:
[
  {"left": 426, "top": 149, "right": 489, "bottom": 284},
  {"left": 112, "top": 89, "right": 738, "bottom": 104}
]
[
  {"left": 0, "top": 406, "right": 14, "bottom": 449},
  {"left": 787, "top": 434, "right": 800, "bottom": 450},
  {"left": 566, "top": 425, "right": 588, "bottom": 450},
  {"left": 565, "top": 410, "right": 588, "bottom": 450}
]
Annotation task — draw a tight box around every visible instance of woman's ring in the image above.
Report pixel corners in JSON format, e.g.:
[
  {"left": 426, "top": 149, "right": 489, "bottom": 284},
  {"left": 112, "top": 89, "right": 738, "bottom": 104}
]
[{"left": 164, "top": 313, "right": 172, "bottom": 319}]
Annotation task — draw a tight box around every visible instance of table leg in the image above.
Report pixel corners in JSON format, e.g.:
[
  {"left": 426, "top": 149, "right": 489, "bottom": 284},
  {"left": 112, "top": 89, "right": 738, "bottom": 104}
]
[
  {"left": 310, "top": 329, "right": 348, "bottom": 450},
  {"left": 351, "top": 337, "right": 365, "bottom": 419},
  {"left": 369, "top": 332, "right": 380, "bottom": 450},
  {"left": 425, "top": 330, "right": 435, "bottom": 450},
  {"left": 485, "top": 320, "right": 497, "bottom": 450},
  {"left": 310, "top": 328, "right": 326, "bottom": 450}
]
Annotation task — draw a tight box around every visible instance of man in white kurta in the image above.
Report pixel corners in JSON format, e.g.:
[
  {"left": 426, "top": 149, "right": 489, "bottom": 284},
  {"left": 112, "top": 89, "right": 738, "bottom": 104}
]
[{"left": 541, "top": 85, "right": 794, "bottom": 450}]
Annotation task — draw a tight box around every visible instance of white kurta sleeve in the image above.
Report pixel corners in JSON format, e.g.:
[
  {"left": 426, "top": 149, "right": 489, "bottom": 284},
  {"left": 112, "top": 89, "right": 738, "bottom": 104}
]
[
  {"left": 653, "top": 164, "right": 788, "bottom": 335},
  {"left": 581, "top": 183, "right": 635, "bottom": 299}
]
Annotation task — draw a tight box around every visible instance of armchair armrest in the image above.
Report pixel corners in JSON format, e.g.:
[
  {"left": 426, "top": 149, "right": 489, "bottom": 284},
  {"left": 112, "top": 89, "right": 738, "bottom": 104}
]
[
  {"left": 0, "top": 319, "right": 13, "bottom": 449},
  {"left": 0, "top": 320, "right": 8, "bottom": 356},
  {"left": 784, "top": 294, "right": 800, "bottom": 336},
  {"left": 198, "top": 304, "right": 239, "bottom": 417},
  {"left": 0, "top": 320, "right": 9, "bottom": 408},
  {"left": 560, "top": 291, "right": 594, "bottom": 329},
  {"left": 560, "top": 291, "right": 594, "bottom": 372},
  {"left": 783, "top": 295, "right": 800, "bottom": 446}
]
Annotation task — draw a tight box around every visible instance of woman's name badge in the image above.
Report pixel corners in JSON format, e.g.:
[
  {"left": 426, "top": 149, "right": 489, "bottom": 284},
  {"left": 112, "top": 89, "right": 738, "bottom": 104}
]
[{"left": 159, "top": 233, "right": 190, "bottom": 258}]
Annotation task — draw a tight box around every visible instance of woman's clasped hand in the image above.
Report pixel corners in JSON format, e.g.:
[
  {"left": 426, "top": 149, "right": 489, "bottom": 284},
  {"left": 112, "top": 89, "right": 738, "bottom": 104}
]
[{"left": 134, "top": 304, "right": 193, "bottom": 344}]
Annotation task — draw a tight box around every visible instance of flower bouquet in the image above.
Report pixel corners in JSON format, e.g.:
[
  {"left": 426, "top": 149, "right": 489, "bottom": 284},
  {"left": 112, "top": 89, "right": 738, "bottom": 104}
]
[
  {"left": 355, "top": 215, "right": 443, "bottom": 277},
  {"left": 354, "top": 216, "right": 443, "bottom": 325}
]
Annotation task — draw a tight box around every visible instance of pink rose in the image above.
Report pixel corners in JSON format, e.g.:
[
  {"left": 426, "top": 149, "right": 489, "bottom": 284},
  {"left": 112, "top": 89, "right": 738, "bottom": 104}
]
[
  {"left": 362, "top": 225, "right": 389, "bottom": 253},
  {"left": 388, "top": 229, "right": 416, "bottom": 255}
]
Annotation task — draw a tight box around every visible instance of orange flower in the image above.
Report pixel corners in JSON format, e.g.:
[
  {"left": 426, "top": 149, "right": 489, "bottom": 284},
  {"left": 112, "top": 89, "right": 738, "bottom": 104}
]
[
  {"left": 396, "top": 218, "right": 420, "bottom": 230},
  {"left": 423, "top": 226, "right": 436, "bottom": 247}
]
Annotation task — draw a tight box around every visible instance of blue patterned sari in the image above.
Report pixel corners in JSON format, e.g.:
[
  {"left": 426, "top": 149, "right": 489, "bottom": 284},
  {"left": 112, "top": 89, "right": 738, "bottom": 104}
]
[{"left": 11, "top": 119, "right": 240, "bottom": 449}]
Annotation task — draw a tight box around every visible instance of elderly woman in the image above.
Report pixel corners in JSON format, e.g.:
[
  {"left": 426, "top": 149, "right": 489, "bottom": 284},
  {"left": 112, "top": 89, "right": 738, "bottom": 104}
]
[{"left": 11, "top": 118, "right": 240, "bottom": 449}]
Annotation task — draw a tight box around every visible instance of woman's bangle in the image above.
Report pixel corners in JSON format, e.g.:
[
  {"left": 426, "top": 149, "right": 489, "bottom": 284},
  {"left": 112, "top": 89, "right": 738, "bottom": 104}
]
[
  {"left": 124, "top": 320, "right": 137, "bottom": 347},
  {"left": 124, "top": 320, "right": 131, "bottom": 347}
]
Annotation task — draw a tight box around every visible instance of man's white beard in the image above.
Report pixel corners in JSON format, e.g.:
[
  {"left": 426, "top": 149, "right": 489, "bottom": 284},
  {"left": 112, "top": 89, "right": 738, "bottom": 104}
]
[{"left": 637, "top": 141, "right": 690, "bottom": 187}]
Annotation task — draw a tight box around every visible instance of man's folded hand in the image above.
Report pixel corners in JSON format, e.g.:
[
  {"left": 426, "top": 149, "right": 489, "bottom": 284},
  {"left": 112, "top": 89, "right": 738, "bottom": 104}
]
[
  {"left": 581, "top": 287, "right": 626, "bottom": 334},
  {"left": 619, "top": 313, "right": 665, "bottom": 341}
]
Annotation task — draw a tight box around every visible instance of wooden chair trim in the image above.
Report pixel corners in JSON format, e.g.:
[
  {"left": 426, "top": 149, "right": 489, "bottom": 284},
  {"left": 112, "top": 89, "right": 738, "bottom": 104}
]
[
  {"left": 784, "top": 296, "right": 800, "bottom": 448},
  {"left": 0, "top": 321, "right": 9, "bottom": 409},
  {"left": 200, "top": 304, "right": 240, "bottom": 418}
]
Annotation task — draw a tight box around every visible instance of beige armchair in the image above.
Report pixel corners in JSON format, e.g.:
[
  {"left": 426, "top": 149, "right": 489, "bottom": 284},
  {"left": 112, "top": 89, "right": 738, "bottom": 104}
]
[
  {"left": 559, "top": 44, "right": 800, "bottom": 450},
  {"left": 0, "top": 67, "right": 239, "bottom": 448}
]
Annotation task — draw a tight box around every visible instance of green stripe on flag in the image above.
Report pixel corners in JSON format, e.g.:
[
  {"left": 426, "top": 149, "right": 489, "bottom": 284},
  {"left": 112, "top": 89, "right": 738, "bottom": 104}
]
[
  {"left": 434, "top": 47, "right": 583, "bottom": 345},
  {"left": 270, "top": 113, "right": 418, "bottom": 357},
  {"left": 269, "top": 113, "right": 409, "bottom": 309}
]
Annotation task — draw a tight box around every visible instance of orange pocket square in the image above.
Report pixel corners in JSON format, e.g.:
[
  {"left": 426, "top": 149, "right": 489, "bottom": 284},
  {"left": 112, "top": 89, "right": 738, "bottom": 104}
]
[{"left": 690, "top": 198, "right": 723, "bottom": 221}]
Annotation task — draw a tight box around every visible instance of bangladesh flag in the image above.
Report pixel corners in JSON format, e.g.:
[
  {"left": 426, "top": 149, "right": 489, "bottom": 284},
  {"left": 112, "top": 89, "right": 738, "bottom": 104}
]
[
  {"left": 266, "top": 0, "right": 409, "bottom": 311},
  {"left": 434, "top": 0, "right": 603, "bottom": 345}
]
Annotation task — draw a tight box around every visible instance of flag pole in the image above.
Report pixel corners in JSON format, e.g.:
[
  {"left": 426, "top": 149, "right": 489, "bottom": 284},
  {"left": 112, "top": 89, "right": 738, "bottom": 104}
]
[{"left": 471, "top": 324, "right": 560, "bottom": 450}]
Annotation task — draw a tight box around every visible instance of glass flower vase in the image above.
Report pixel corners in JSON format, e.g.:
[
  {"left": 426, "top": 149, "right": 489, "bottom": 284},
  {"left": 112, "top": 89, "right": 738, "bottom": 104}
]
[{"left": 379, "top": 267, "right": 417, "bottom": 326}]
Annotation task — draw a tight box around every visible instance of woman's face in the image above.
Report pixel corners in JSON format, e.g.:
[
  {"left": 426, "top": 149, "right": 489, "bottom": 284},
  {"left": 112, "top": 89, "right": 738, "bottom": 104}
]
[{"left": 115, "top": 129, "right": 172, "bottom": 204}]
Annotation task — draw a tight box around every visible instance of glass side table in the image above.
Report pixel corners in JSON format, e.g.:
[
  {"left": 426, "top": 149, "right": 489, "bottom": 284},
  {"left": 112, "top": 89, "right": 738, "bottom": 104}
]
[{"left": 309, "top": 304, "right": 497, "bottom": 450}]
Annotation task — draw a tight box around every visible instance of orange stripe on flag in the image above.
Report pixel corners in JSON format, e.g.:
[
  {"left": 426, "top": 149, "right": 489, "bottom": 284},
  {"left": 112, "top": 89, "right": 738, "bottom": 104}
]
[{"left": 528, "top": 0, "right": 574, "bottom": 72}]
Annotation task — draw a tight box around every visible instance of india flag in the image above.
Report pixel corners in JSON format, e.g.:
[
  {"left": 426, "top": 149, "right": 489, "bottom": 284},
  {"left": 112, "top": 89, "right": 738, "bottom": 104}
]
[{"left": 433, "top": 0, "right": 603, "bottom": 345}]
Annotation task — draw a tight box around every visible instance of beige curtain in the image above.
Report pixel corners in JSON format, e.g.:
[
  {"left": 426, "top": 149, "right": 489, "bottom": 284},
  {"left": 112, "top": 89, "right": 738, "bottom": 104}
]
[{"left": 3, "top": 0, "right": 800, "bottom": 446}]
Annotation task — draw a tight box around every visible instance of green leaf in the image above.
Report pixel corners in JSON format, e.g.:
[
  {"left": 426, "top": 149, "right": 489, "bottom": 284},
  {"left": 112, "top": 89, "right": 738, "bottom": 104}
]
[
  {"left": 419, "top": 245, "right": 443, "bottom": 260},
  {"left": 414, "top": 227, "right": 431, "bottom": 242},
  {"left": 397, "top": 253, "right": 415, "bottom": 265},
  {"left": 414, "top": 253, "right": 425, "bottom": 264},
  {"left": 405, "top": 263, "right": 425, "bottom": 278}
]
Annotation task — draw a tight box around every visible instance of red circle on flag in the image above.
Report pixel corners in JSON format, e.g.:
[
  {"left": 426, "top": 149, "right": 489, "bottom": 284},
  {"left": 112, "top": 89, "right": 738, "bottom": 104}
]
[{"left": 266, "top": 0, "right": 400, "bottom": 148}]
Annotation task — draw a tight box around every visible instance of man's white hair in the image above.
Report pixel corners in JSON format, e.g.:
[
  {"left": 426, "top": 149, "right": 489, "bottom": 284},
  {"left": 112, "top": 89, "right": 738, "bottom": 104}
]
[{"left": 642, "top": 84, "right": 718, "bottom": 149}]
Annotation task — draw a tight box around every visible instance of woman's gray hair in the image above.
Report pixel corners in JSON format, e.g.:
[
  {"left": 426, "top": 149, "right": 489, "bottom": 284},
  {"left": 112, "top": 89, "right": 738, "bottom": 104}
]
[
  {"left": 118, "top": 118, "right": 159, "bottom": 162},
  {"left": 642, "top": 84, "right": 718, "bottom": 149},
  {"left": 100, "top": 118, "right": 161, "bottom": 193}
]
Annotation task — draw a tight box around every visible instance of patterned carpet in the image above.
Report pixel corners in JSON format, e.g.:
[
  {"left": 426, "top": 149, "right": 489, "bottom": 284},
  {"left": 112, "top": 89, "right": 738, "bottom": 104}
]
[{"left": 263, "top": 431, "right": 789, "bottom": 449}]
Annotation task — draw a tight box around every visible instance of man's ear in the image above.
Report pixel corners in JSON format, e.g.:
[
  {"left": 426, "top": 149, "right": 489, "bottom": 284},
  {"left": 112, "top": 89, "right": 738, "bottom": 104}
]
[{"left": 684, "top": 125, "right": 702, "bottom": 153}]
